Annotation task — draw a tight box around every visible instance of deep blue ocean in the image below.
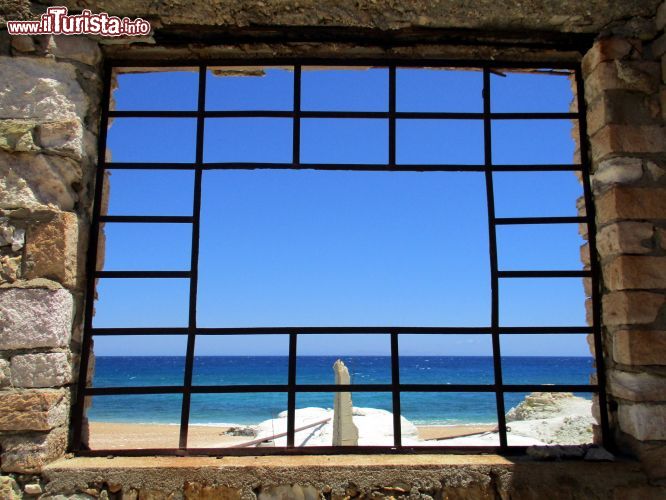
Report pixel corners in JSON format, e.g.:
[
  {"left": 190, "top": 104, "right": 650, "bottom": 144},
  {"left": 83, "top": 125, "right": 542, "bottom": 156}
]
[{"left": 89, "top": 356, "right": 593, "bottom": 425}]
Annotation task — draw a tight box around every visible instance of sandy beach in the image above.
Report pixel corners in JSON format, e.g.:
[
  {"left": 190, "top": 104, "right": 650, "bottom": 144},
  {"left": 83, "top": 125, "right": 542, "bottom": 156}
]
[
  {"left": 88, "top": 422, "right": 496, "bottom": 449},
  {"left": 88, "top": 393, "right": 593, "bottom": 450}
]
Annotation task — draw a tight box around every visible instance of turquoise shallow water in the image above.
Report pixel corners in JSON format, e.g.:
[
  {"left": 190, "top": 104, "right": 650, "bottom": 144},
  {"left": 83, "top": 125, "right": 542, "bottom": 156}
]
[{"left": 88, "top": 356, "right": 594, "bottom": 425}]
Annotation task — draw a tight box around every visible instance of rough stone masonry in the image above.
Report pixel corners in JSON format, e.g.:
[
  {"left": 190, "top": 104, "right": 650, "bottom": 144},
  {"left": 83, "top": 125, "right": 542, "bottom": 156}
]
[{"left": 1, "top": 0, "right": 666, "bottom": 498}]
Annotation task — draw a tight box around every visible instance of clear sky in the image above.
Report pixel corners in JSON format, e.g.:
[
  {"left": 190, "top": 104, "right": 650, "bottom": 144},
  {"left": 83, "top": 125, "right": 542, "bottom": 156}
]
[{"left": 94, "top": 67, "right": 590, "bottom": 357}]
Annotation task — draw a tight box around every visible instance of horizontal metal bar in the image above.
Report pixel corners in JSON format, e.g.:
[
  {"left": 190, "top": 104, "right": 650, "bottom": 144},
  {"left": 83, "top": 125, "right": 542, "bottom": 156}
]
[
  {"left": 490, "top": 112, "right": 577, "bottom": 120},
  {"left": 90, "top": 328, "right": 190, "bottom": 335},
  {"left": 497, "top": 270, "right": 591, "bottom": 278},
  {"left": 99, "top": 216, "right": 194, "bottom": 223},
  {"left": 109, "top": 111, "right": 198, "bottom": 118},
  {"left": 86, "top": 383, "right": 598, "bottom": 396},
  {"left": 104, "top": 163, "right": 196, "bottom": 170},
  {"left": 200, "top": 162, "right": 489, "bottom": 172},
  {"left": 85, "top": 386, "right": 184, "bottom": 396},
  {"left": 109, "top": 110, "right": 579, "bottom": 120},
  {"left": 95, "top": 271, "right": 191, "bottom": 278},
  {"left": 103, "top": 162, "right": 585, "bottom": 173},
  {"left": 494, "top": 216, "right": 585, "bottom": 225},
  {"left": 75, "top": 445, "right": 530, "bottom": 457},
  {"left": 496, "top": 326, "right": 593, "bottom": 334},
  {"left": 490, "top": 164, "right": 582, "bottom": 172},
  {"left": 196, "top": 327, "right": 492, "bottom": 334},
  {"left": 503, "top": 384, "right": 597, "bottom": 392},
  {"left": 88, "top": 326, "right": 594, "bottom": 335}
]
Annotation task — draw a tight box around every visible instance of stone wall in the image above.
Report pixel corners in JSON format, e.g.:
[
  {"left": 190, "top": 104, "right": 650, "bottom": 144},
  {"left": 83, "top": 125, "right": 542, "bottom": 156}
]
[
  {"left": 0, "top": 32, "right": 101, "bottom": 478},
  {"left": 580, "top": 1, "right": 666, "bottom": 482},
  {"left": 0, "top": 0, "right": 666, "bottom": 498}
]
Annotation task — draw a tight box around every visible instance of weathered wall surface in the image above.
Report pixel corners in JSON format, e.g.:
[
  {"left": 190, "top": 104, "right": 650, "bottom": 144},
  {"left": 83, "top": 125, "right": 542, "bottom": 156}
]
[
  {"left": 0, "top": 30, "right": 101, "bottom": 483},
  {"left": 0, "top": 0, "right": 665, "bottom": 498},
  {"left": 580, "top": 2, "right": 666, "bottom": 482}
]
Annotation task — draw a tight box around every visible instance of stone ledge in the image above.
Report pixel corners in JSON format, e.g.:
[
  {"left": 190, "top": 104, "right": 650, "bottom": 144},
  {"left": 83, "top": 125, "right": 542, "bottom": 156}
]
[{"left": 42, "top": 455, "right": 657, "bottom": 499}]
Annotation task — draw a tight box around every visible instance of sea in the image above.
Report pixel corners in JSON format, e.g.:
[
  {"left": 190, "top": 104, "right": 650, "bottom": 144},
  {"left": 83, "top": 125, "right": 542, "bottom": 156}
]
[{"left": 88, "top": 356, "right": 594, "bottom": 426}]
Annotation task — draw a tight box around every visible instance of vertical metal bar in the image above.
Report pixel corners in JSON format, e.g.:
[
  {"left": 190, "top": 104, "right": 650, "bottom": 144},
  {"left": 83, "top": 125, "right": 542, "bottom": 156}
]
[
  {"left": 575, "top": 67, "right": 611, "bottom": 450},
  {"left": 287, "top": 68, "right": 301, "bottom": 447},
  {"left": 71, "top": 62, "right": 113, "bottom": 451},
  {"left": 179, "top": 65, "right": 206, "bottom": 449},
  {"left": 389, "top": 65, "right": 396, "bottom": 167},
  {"left": 287, "top": 332, "right": 298, "bottom": 447},
  {"left": 293, "top": 65, "right": 301, "bottom": 166},
  {"left": 483, "top": 68, "right": 508, "bottom": 448},
  {"left": 391, "top": 332, "right": 402, "bottom": 447}
]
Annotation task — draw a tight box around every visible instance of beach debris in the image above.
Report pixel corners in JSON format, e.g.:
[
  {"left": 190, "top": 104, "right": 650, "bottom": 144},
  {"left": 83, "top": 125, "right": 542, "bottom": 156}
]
[
  {"left": 584, "top": 446, "right": 615, "bottom": 461},
  {"left": 333, "top": 359, "right": 359, "bottom": 446},
  {"left": 223, "top": 426, "right": 257, "bottom": 437}
]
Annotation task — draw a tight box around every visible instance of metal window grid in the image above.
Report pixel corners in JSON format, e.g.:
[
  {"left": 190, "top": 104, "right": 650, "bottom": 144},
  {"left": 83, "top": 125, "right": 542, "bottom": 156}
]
[{"left": 72, "top": 59, "right": 609, "bottom": 456}]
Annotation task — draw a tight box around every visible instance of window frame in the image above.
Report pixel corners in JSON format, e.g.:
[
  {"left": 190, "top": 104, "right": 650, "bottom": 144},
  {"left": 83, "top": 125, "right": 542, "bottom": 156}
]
[{"left": 72, "top": 58, "right": 609, "bottom": 456}]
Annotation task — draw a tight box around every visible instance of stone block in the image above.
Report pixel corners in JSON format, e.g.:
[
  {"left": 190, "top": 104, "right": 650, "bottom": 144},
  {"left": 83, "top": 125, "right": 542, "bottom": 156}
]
[
  {"left": 658, "top": 1, "right": 666, "bottom": 31},
  {"left": 257, "top": 485, "right": 319, "bottom": 500},
  {"left": 608, "top": 370, "right": 666, "bottom": 402},
  {"left": 582, "top": 38, "right": 636, "bottom": 76},
  {"left": 586, "top": 91, "right": 660, "bottom": 136},
  {"left": 659, "top": 227, "right": 666, "bottom": 251},
  {"left": 596, "top": 222, "right": 654, "bottom": 256},
  {"left": 592, "top": 157, "right": 643, "bottom": 191},
  {"left": 602, "top": 291, "right": 665, "bottom": 326},
  {"left": 618, "top": 403, "right": 666, "bottom": 441},
  {"left": 36, "top": 119, "right": 84, "bottom": 160},
  {"left": 613, "top": 330, "right": 666, "bottom": 365},
  {"left": 585, "top": 61, "right": 660, "bottom": 101},
  {"left": 590, "top": 124, "right": 666, "bottom": 161},
  {"left": 24, "top": 211, "right": 81, "bottom": 289},
  {"left": 604, "top": 256, "right": 666, "bottom": 290},
  {"left": 0, "top": 426, "right": 68, "bottom": 473},
  {"left": 49, "top": 36, "right": 102, "bottom": 66},
  {"left": 184, "top": 482, "right": 242, "bottom": 500},
  {"left": 0, "top": 476, "right": 21, "bottom": 500},
  {"left": 0, "top": 358, "right": 9, "bottom": 387},
  {"left": 0, "top": 150, "right": 82, "bottom": 211},
  {"left": 595, "top": 187, "right": 666, "bottom": 224},
  {"left": 0, "top": 56, "right": 88, "bottom": 121},
  {"left": 613, "top": 486, "right": 666, "bottom": 500},
  {"left": 0, "top": 255, "right": 22, "bottom": 283},
  {"left": 10, "top": 352, "right": 71, "bottom": 388},
  {"left": 0, "top": 119, "right": 39, "bottom": 153},
  {"left": 0, "top": 284, "right": 73, "bottom": 349},
  {"left": 0, "top": 389, "right": 69, "bottom": 431},
  {"left": 620, "top": 433, "right": 666, "bottom": 481}
]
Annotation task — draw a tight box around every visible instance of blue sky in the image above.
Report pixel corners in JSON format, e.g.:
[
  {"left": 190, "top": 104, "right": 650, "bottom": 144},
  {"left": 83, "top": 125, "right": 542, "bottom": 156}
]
[{"left": 94, "top": 67, "right": 589, "bottom": 356}]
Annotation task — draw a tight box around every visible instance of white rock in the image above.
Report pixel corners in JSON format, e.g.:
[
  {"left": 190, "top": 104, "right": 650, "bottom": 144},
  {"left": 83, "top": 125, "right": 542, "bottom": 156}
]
[
  {"left": 0, "top": 56, "right": 88, "bottom": 121},
  {"left": 24, "top": 483, "right": 42, "bottom": 495},
  {"left": 11, "top": 352, "right": 72, "bottom": 388},
  {"left": 584, "top": 447, "right": 615, "bottom": 461},
  {"left": 592, "top": 157, "right": 643, "bottom": 190},
  {"left": 332, "top": 359, "right": 359, "bottom": 446},
  {"left": 0, "top": 286, "right": 73, "bottom": 349},
  {"left": 0, "top": 150, "right": 82, "bottom": 210}
]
